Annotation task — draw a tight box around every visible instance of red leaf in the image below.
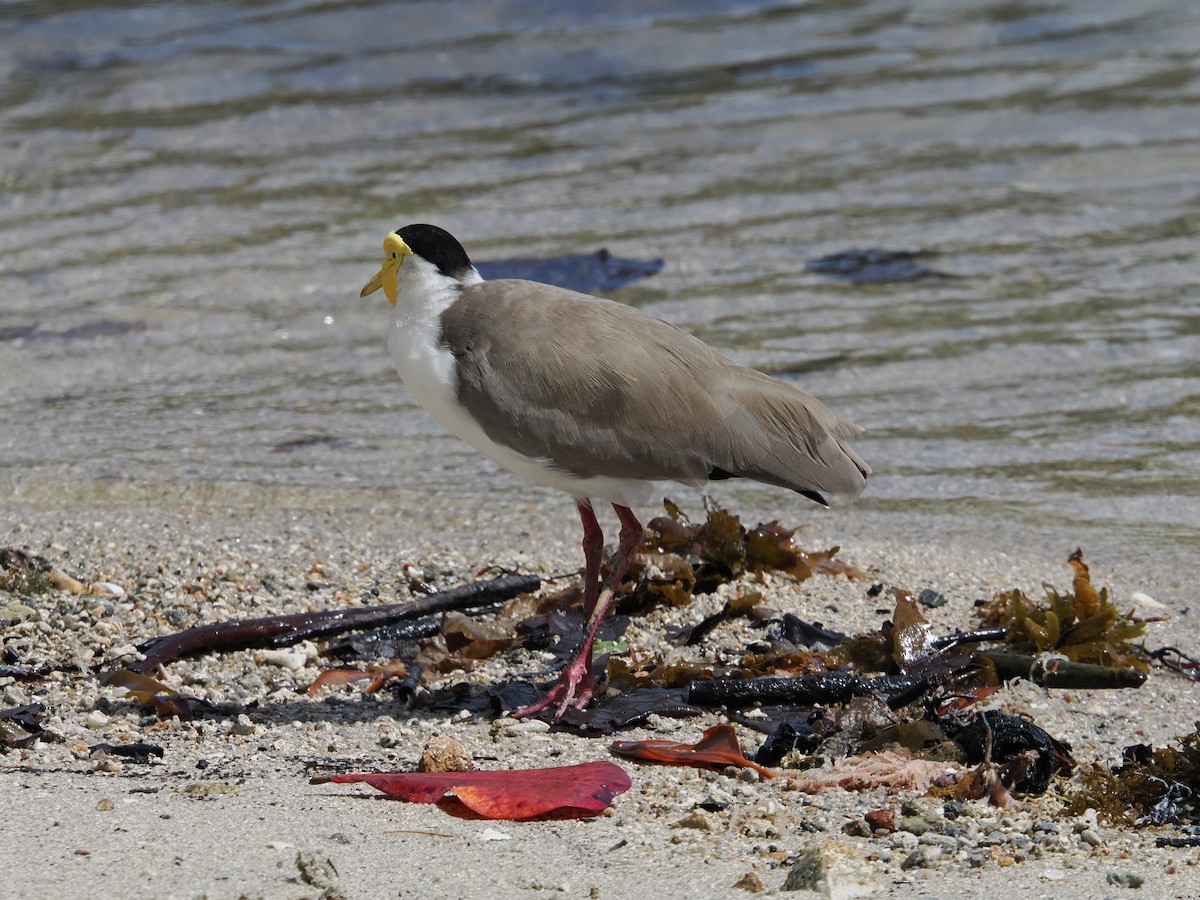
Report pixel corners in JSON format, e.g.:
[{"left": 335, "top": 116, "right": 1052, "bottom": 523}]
[
  {"left": 610, "top": 724, "right": 776, "bottom": 778},
  {"left": 314, "top": 761, "right": 631, "bottom": 821}
]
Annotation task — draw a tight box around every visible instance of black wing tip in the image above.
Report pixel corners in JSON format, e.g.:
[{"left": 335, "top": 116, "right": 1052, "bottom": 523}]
[
  {"left": 710, "top": 468, "right": 830, "bottom": 508},
  {"left": 796, "top": 489, "right": 830, "bottom": 508}
]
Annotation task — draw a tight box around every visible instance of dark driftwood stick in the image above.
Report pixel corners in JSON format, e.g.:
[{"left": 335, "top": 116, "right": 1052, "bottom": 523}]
[
  {"left": 687, "top": 671, "right": 937, "bottom": 708},
  {"left": 130, "top": 574, "right": 540, "bottom": 673},
  {"left": 982, "top": 652, "right": 1146, "bottom": 689}
]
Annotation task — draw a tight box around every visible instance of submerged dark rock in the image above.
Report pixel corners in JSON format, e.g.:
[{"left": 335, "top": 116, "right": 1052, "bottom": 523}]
[{"left": 476, "top": 249, "right": 663, "bottom": 294}]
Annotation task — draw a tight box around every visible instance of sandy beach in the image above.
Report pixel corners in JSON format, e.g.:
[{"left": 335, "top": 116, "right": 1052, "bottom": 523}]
[{"left": 4, "top": 481, "right": 1199, "bottom": 899}]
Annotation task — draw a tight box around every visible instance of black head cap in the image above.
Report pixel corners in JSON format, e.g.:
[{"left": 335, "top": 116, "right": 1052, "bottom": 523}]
[{"left": 396, "top": 224, "right": 474, "bottom": 280}]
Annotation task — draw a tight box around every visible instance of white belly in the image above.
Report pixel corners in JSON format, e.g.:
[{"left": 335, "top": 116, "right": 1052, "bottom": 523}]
[{"left": 389, "top": 319, "right": 660, "bottom": 507}]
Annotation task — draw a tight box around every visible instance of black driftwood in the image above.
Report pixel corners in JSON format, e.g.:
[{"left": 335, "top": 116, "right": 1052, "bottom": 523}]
[
  {"left": 131, "top": 574, "right": 540, "bottom": 673},
  {"left": 687, "top": 671, "right": 946, "bottom": 709}
]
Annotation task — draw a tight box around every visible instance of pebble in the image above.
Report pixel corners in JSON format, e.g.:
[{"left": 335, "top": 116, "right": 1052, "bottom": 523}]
[
  {"left": 900, "top": 847, "right": 941, "bottom": 870},
  {"left": 889, "top": 831, "right": 919, "bottom": 850},
  {"left": 864, "top": 808, "right": 895, "bottom": 832},
  {"left": 295, "top": 850, "right": 342, "bottom": 897},
  {"left": 1080, "top": 828, "right": 1103, "bottom": 847},
  {"left": 0, "top": 601, "right": 36, "bottom": 624},
  {"left": 493, "top": 717, "right": 551, "bottom": 738},
  {"left": 733, "top": 871, "right": 764, "bottom": 892},
  {"left": 782, "top": 840, "right": 882, "bottom": 897},
  {"left": 418, "top": 735, "right": 473, "bottom": 773},
  {"left": 85, "top": 710, "right": 109, "bottom": 729},
  {"left": 671, "top": 810, "right": 712, "bottom": 831},
  {"left": 918, "top": 833, "right": 960, "bottom": 853},
  {"left": 1107, "top": 870, "right": 1146, "bottom": 888},
  {"left": 916, "top": 588, "right": 948, "bottom": 608}
]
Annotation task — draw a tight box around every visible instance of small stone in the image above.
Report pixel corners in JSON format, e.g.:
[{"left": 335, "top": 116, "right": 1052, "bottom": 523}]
[
  {"left": 900, "top": 847, "right": 940, "bottom": 870},
  {"left": 296, "top": 850, "right": 344, "bottom": 899},
  {"left": 782, "top": 839, "right": 882, "bottom": 897},
  {"left": 1107, "top": 870, "right": 1145, "bottom": 889},
  {"left": 95, "top": 798, "right": 115, "bottom": 812},
  {"left": 888, "top": 831, "right": 919, "bottom": 851},
  {"left": 229, "top": 714, "right": 256, "bottom": 736},
  {"left": 0, "top": 601, "right": 37, "bottom": 624},
  {"left": 864, "top": 809, "right": 895, "bottom": 832},
  {"left": 47, "top": 569, "right": 86, "bottom": 594},
  {"left": 1129, "top": 591, "right": 1164, "bottom": 610},
  {"left": 733, "top": 872, "right": 764, "bottom": 892},
  {"left": 418, "top": 735, "right": 473, "bottom": 773},
  {"left": 904, "top": 797, "right": 942, "bottom": 818},
  {"left": 479, "top": 828, "right": 511, "bottom": 841},
  {"left": 916, "top": 588, "right": 948, "bottom": 608},
  {"left": 85, "top": 710, "right": 109, "bottom": 730},
  {"left": 898, "top": 815, "right": 935, "bottom": 836},
  {"left": 918, "top": 833, "right": 959, "bottom": 853},
  {"left": 498, "top": 718, "right": 551, "bottom": 738},
  {"left": 671, "top": 810, "right": 712, "bottom": 831},
  {"left": 1080, "top": 828, "right": 1103, "bottom": 847},
  {"left": 377, "top": 727, "right": 405, "bottom": 749},
  {"left": 89, "top": 581, "right": 126, "bottom": 598},
  {"left": 741, "top": 817, "right": 780, "bottom": 838},
  {"left": 179, "top": 782, "right": 237, "bottom": 799}
]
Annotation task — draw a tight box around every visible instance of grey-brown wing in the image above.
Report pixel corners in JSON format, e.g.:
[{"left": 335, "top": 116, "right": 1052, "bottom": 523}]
[{"left": 440, "top": 279, "right": 868, "bottom": 495}]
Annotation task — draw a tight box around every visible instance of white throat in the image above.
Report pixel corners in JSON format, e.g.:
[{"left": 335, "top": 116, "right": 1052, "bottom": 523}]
[
  {"left": 387, "top": 255, "right": 483, "bottom": 453},
  {"left": 390, "top": 255, "right": 481, "bottom": 330}
]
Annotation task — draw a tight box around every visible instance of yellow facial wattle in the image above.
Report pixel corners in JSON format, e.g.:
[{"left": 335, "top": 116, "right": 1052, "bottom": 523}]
[{"left": 359, "top": 233, "right": 413, "bottom": 305}]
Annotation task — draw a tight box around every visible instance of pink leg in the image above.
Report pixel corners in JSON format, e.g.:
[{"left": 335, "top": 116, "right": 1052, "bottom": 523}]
[
  {"left": 513, "top": 503, "right": 644, "bottom": 719},
  {"left": 577, "top": 500, "right": 603, "bottom": 624}
]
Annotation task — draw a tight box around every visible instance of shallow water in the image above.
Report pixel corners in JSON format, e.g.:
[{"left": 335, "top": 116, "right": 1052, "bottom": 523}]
[{"left": 2, "top": 0, "right": 1198, "bottom": 553}]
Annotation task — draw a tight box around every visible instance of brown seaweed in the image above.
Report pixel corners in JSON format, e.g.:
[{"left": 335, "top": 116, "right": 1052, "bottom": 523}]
[
  {"left": 976, "top": 549, "right": 1147, "bottom": 670},
  {"left": 1065, "top": 723, "right": 1200, "bottom": 826}
]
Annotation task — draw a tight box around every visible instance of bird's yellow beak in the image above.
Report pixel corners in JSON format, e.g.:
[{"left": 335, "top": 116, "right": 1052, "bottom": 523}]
[{"left": 360, "top": 233, "right": 412, "bottom": 305}]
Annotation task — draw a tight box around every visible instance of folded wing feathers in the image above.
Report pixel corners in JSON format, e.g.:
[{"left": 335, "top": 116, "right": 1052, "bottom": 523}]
[{"left": 444, "top": 281, "right": 869, "bottom": 499}]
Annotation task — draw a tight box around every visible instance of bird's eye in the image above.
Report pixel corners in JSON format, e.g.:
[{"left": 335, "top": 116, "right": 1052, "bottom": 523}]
[{"left": 391, "top": 252, "right": 398, "bottom": 259}]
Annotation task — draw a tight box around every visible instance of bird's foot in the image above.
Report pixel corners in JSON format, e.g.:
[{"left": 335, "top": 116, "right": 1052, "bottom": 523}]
[{"left": 511, "top": 657, "right": 597, "bottom": 720}]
